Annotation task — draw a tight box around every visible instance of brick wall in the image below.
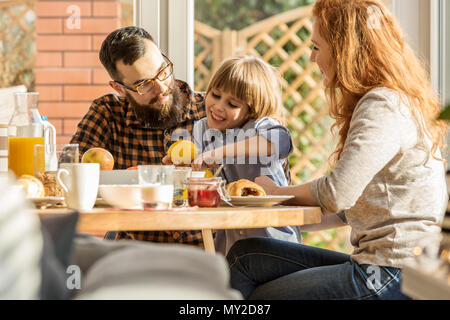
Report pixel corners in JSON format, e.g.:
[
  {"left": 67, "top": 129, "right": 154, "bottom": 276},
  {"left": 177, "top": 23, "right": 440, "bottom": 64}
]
[{"left": 35, "top": 0, "right": 121, "bottom": 144}]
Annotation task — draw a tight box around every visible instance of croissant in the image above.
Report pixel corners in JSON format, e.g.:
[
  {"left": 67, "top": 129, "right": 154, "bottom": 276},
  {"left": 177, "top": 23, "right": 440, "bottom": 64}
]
[{"left": 226, "top": 179, "right": 266, "bottom": 197}]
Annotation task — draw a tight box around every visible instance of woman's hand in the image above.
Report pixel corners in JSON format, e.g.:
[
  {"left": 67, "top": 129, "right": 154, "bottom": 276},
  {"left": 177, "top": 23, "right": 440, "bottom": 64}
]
[{"left": 255, "top": 176, "right": 280, "bottom": 195}]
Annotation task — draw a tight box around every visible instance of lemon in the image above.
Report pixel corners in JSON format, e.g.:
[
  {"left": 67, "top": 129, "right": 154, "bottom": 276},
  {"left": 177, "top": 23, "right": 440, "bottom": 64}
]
[
  {"left": 202, "top": 168, "right": 214, "bottom": 178},
  {"left": 181, "top": 188, "right": 188, "bottom": 200},
  {"left": 174, "top": 187, "right": 188, "bottom": 200},
  {"left": 167, "top": 140, "right": 182, "bottom": 155},
  {"left": 168, "top": 140, "right": 198, "bottom": 164}
]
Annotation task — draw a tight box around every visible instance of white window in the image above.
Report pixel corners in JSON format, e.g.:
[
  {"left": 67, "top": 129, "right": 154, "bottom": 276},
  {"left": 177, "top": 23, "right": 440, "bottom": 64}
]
[
  {"left": 439, "top": 0, "right": 450, "bottom": 161},
  {"left": 134, "top": 0, "right": 194, "bottom": 88},
  {"left": 441, "top": 0, "right": 450, "bottom": 106},
  {"left": 391, "top": 0, "right": 448, "bottom": 103},
  {"left": 390, "top": 0, "right": 450, "bottom": 160}
]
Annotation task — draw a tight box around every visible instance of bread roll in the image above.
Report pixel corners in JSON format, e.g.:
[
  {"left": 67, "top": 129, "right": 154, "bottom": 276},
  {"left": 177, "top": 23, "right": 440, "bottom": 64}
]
[
  {"left": 17, "top": 175, "right": 45, "bottom": 198},
  {"left": 226, "top": 179, "right": 266, "bottom": 197},
  {"left": 35, "top": 172, "right": 64, "bottom": 197}
]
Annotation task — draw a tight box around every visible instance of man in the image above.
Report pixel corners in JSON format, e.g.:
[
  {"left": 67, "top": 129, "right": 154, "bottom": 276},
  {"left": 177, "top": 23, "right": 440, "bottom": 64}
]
[{"left": 70, "top": 26, "right": 206, "bottom": 245}]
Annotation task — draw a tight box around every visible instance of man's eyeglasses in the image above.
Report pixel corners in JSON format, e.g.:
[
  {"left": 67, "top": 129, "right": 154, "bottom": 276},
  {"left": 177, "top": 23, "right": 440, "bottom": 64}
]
[{"left": 115, "top": 54, "right": 173, "bottom": 95}]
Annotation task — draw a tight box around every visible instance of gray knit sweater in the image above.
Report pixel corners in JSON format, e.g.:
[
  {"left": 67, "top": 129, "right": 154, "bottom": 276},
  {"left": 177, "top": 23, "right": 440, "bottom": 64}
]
[{"left": 311, "top": 87, "right": 447, "bottom": 269}]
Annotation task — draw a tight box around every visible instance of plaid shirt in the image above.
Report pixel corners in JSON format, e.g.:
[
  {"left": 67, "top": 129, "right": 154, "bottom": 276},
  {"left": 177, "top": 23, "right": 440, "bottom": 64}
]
[{"left": 70, "top": 80, "right": 207, "bottom": 246}]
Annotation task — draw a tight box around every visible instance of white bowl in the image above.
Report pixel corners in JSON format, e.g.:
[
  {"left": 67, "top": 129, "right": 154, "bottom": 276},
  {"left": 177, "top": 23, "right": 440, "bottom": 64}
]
[
  {"left": 99, "top": 170, "right": 139, "bottom": 185},
  {"left": 98, "top": 184, "right": 143, "bottom": 209}
]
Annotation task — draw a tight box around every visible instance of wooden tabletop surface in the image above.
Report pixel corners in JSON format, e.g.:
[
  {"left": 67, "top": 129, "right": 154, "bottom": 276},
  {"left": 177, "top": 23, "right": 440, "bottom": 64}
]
[{"left": 37, "top": 206, "right": 322, "bottom": 233}]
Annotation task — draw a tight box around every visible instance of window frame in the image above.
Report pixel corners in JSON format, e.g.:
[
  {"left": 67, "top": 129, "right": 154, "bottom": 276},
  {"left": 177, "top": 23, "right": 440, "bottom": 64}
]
[{"left": 133, "top": 0, "right": 194, "bottom": 88}]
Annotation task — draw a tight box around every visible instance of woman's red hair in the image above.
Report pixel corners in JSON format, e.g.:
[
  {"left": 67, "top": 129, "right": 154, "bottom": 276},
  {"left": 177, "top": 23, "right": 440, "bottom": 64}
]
[{"left": 313, "top": 0, "right": 447, "bottom": 165}]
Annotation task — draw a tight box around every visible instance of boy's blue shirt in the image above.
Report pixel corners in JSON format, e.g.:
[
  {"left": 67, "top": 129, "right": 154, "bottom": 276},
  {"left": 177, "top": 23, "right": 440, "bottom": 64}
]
[
  {"left": 192, "top": 116, "right": 293, "bottom": 186},
  {"left": 192, "top": 116, "right": 301, "bottom": 255}
]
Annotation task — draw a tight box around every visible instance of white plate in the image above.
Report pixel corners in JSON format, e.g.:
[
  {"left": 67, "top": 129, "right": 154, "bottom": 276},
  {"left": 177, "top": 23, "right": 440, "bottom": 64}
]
[
  {"left": 221, "top": 195, "right": 295, "bottom": 207},
  {"left": 30, "top": 196, "right": 65, "bottom": 208}
]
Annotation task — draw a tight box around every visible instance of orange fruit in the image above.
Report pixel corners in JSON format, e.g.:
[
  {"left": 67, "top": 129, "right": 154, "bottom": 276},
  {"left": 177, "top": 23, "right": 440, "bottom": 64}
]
[
  {"left": 168, "top": 140, "right": 198, "bottom": 164},
  {"left": 81, "top": 147, "right": 114, "bottom": 170}
]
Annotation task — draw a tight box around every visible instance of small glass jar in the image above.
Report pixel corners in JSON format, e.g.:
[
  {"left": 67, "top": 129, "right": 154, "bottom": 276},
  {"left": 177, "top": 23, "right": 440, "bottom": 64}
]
[{"left": 187, "top": 177, "right": 226, "bottom": 207}]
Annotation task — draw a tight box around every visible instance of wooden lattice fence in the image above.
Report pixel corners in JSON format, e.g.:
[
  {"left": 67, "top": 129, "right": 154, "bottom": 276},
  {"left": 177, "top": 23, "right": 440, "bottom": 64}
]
[
  {"left": 195, "top": 5, "right": 352, "bottom": 254},
  {"left": 195, "top": 5, "right": 335, "bottom": 185},
  {"left": 0, "top": 0, "right": 35, "bottom": 89}
]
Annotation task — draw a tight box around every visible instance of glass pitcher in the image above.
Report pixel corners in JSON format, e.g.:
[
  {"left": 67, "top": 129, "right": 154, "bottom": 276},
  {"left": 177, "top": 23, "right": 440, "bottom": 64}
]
[{"left": 8, "top": 92, "right": 55, "bottom": 177}]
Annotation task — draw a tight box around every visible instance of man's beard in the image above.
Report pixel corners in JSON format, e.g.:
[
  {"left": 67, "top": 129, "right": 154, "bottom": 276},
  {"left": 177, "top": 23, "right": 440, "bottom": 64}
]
[{"left": 126, "top": 80, "right": 184, "bottom": 129}]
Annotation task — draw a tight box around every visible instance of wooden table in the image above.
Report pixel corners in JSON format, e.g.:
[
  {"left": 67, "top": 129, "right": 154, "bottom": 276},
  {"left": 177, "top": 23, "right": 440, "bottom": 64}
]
[{"left": 37, "top": 206, "right": 322, "bottom": 253}]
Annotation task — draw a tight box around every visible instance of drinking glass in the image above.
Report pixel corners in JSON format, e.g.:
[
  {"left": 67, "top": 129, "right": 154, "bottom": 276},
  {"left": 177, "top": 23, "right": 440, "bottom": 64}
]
[
  {"left": 34, "top": 143, "right": 79, "bottom": 175},
  {"left": 138, "top": 165, "right": 174, "bottom": 210},
  {"left": 173, "top": 167, "right": 192, "bottom": 207}
]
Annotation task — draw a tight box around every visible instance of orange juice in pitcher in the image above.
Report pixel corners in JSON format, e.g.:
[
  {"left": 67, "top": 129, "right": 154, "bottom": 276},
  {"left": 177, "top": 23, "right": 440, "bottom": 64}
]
[
  {"left": 7, "top": 92, "right": 52, "bottom": 177},
  {"left": 8, "top": 137, "right": 44, "bottom": 177}
]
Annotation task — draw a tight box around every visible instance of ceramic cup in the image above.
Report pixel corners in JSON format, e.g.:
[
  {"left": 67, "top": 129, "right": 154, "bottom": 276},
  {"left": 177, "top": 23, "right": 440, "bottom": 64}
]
[{"left": 57, "top": 163, "right": 99, "bottom": 210}]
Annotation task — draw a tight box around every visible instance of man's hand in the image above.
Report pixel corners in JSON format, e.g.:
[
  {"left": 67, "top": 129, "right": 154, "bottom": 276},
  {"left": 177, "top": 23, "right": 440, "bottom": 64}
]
[{"left": 161, "top": 154, "right": 173, "bottom": 165}]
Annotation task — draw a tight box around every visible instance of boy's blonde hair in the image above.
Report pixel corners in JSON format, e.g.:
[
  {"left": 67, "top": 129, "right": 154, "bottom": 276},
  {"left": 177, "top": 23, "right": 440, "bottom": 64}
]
[{"left": 206, "top": 55, "right": 286, "bottom": 125}]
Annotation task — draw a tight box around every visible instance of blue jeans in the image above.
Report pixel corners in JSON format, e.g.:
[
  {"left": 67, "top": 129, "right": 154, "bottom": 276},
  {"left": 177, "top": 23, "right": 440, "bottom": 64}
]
[{"left": 226, "top": 237, "right": 411, "bottom": 300}]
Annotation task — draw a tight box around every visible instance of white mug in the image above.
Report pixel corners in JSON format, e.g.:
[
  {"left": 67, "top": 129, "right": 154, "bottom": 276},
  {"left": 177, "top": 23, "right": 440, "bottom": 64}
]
[{"left": 57, "top": 163, "right": 99, "bottom": 210}]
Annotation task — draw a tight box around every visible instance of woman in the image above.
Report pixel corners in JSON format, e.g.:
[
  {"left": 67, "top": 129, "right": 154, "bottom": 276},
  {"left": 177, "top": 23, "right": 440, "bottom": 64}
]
[{"left": 226, "top": 0, "right": 448, "bottom": 300}]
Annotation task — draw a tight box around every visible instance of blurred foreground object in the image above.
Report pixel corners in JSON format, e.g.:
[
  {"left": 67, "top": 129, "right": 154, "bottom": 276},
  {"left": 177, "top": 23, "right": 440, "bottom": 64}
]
[
  {"left": 16, "top": 174, "right": 45, "bottom": 198},
  {"left": 0, "top": 174, "right": 43, "bottom": 299}
]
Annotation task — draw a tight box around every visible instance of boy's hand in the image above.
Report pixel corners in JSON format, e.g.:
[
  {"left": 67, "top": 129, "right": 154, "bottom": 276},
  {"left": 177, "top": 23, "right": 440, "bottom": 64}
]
[
  {"left": 162, "top": 154, "right": 191, "bottom": 167},
  {"left": 192, "top": 149, "right": 221, "bottom": 171}
]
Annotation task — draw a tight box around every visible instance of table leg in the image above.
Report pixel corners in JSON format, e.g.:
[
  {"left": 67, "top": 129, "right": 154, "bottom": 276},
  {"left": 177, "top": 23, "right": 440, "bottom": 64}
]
[{"left": 201, "top": 229, "right": 215, "bottom": 254}]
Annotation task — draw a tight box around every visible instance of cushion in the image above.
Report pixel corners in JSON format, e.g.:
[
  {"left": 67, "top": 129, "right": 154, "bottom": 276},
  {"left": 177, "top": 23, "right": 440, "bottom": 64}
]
[
  {"left": 74, "top": 242, "right": 242, "bottom": 300},
  {"left": 39, "top": 211, "right": 79, "bottom": 300}
]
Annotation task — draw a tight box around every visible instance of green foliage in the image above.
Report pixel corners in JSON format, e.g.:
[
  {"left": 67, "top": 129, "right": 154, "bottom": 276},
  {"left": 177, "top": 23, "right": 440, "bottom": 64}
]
[
  {"left": 438, "top": 104, "right": 450, "bottom": 121},
  {"left": 301, "top": 229, "right": 352, "bottom": 253},
  {"left": 194, "top": 0, "right": 329, "bottom": 185},
  {"left": 195, "top": 0, "right": 315, "bottom": 30}
]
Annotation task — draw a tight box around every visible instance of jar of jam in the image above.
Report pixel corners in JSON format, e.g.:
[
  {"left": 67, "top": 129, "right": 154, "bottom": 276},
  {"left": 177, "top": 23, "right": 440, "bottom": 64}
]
[{"left": 187, "top": 177, "right": 228, "bottom": 207}]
